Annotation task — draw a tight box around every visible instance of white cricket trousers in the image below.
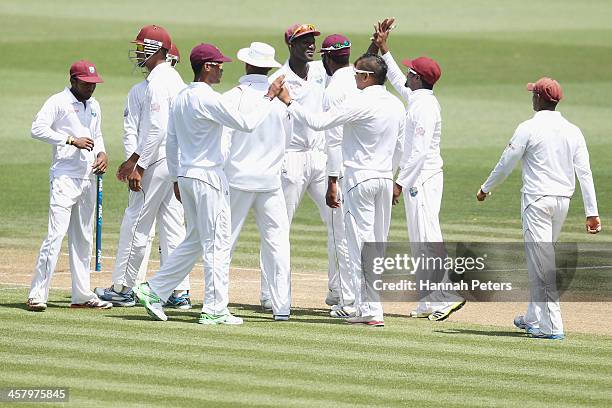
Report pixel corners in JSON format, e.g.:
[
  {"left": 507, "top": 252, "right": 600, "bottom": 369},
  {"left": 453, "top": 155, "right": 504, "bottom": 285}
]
[
  {"left": 403, "top": 170, "right": 458, "bottom": 313},
  {"left": 112, "top": 159, "right": 189, "bottom": 290},
  {"left": 148, "top": 173, "right": 232, "bottom": 315},
  {"left": 229, "top": 187, "right": 291, "bottom": 315},
  {"left": 343, "top": 178, "right": 393, "bottom": 318},
  {"left": 29, "top": 176, "right": 97, "bottom": 304},
  {"left": 522, "top": 195, "right": 569, "bottom": 336},
  {"left": 265, "top": 150, "right": 350, "bottom": 302}
]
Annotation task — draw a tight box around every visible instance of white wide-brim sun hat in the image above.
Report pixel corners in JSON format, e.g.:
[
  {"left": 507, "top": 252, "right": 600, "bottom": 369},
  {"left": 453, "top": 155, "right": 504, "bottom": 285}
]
[{"left": 237, "top": 42, "right": 282, "bottom": 68}]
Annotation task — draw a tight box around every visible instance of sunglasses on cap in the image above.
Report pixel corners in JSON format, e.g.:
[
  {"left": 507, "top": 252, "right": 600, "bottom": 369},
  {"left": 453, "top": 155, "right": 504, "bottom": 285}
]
[
  {"left": 288, "top": 23, "right": 317, "bottom": 43},
  {"left": 320, "top": 40, "right": 351, "bottom": 52}
]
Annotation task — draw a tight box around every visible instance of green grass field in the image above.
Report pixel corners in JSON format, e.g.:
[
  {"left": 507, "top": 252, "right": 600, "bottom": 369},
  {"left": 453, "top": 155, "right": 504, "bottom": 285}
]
[{"left": 1, "top": 1, "right": 611, "bottom": 406}]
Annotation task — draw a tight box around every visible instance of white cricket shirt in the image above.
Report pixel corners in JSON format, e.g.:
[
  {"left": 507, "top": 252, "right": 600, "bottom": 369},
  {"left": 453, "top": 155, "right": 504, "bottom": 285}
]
[
  {"left": 135, "top": 62, "right": 186, "bottom": 169},
  {"left": 323, "top": 66, "right": 358, "bottom": 177},
  {"left": 481, "top": 110, "right": 598, "bottom": 216},
  {"left": 270, "top": 60, "right": 326, "bottom": 152},
  {"left": 122, "top": 79, "right": 147, "bottom": 160},
  {"left": 222, "top": 74, "right": 291, "bottom": 192},
  {"left": 288, "top": 84, "right": 405, "bottom": 189},
  {"left": 382, "top": 52, "right": 444, "bottom": 189},
  {"left": 31, "top": 87, "right": 106, "bottom": 179},
  {"left": 166, "top": 81, "right": 273, "bottom": 189}
]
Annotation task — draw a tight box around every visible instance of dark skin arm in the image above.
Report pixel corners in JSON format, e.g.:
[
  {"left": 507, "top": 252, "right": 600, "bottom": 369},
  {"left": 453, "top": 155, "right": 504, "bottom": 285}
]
[
  {"left": 392, "top": 182, "right": 402, "bottom": 205},
  {"left": 92, "top": 152, "right": 108, "bottom": 174},
  {"left": 326, "top": 176, "right": 341, "bottom": 208}
]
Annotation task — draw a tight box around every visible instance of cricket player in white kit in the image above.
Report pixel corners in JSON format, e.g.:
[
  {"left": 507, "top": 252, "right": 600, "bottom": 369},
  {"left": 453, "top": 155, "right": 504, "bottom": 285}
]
[
  {"left": 27, "top": 60, "right": 112, "bottom": 311},
  {"left": 279, "top": 54, "right": 405, "bottom": 326},
  {"left": 266, "top": 23, "right": 349, "bottom": 307},
  {"left": 97, "top": 25, "right": 190, "bottom": 308},
  {"left": 478, "top": 77, "right": 601, "bottom": 340},
  {"left": 223, "top": 42, "right": 292, "bottom": 319},
  {"left": 319, "top": 34, "right": 357, "bottom": 317},
  {"left": 134, "top": 43, "right": 285, "bottom": 324},
  {"left": 118, "top": 44, "right": 182, "bottom": 287},
  {"left": 371, "top": 19, "right": 465, "bottom": 321}
]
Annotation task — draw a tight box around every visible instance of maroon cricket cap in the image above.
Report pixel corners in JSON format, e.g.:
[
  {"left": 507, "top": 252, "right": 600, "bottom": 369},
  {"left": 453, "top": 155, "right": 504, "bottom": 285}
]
[
  {"left": 284, "top": 23, "right": 321, "bottom": 44},
  {"left": 526, "top": 77, "right": 563, "bottom": 103},
  {"left": 69, "top": 60, "right": 103, "bottom": 83},
  {"left": 190, "top": 43, "right": 232, "bottom": 64},
  {"left": 402, "top": 57, "right": 441, "bottom": 85},
  {"left": 320, "top": 34, "right": 351, "bottom": 57}
]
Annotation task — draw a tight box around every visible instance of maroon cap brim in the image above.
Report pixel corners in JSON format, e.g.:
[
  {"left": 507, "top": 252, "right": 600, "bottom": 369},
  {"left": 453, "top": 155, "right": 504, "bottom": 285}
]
[
  {"left": 74, "top": 76, "right": 103, "bottom": 83},
  {"left": 401, "top": 58, "right": 414, "bottom": 69}
]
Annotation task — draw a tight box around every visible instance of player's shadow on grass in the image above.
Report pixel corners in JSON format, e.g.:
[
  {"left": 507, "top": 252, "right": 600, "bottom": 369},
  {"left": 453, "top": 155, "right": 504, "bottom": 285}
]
[
  {"left": 230, "top": 302, "right": 345, "bottom": 324},
  {"left": 434, "top": 328, "right": 527, "bottom": 338}
]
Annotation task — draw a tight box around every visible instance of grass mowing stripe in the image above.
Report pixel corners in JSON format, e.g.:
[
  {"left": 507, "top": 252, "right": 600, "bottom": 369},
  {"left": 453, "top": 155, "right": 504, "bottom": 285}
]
[
  {"left": 4, "top": 321, "right": 611, "bottom": 370},
  {"left": 5, "top": 360, "right": 606, "bottom": 408},
  {"left": 0, "top": 370, "right": 372, "bottom": 408},
  {"left": 2, "top": 334, "right": 610, "bottom": 389},
  {"left": 4, "top": 353, "right": 612, "bottom": 403}
]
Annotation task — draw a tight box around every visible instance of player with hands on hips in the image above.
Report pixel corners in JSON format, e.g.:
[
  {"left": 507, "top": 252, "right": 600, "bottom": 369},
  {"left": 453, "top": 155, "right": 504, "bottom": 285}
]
[{"left": 27, "top": 60, "right": 111, "bottom": 311}]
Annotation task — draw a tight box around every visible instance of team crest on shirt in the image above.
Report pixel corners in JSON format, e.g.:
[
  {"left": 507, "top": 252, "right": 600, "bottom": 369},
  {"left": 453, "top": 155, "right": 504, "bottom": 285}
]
[
  {"left": 409, "top": 187, "right": 418, "bottom": 197},
  {"left": 91, "top": 111, "right": 97, "bottom": 117},
  {"left": 415, "top": 126, "right": 425, "bottom": 136}
]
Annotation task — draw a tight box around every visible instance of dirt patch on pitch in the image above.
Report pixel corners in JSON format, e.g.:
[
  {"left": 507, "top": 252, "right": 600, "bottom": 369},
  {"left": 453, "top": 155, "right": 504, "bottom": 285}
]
[{"left": 2, "top": 248, "right": 610, "bottom": 336}]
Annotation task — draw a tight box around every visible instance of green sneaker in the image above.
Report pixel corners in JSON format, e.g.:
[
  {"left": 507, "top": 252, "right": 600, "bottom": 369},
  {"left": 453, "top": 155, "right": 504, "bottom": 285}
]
[
  {"left": 198, "top": 312, "right": 243, "bottom": 325},
  {"left": 133, "top": 283, "right": 167, "bottom": 321}
]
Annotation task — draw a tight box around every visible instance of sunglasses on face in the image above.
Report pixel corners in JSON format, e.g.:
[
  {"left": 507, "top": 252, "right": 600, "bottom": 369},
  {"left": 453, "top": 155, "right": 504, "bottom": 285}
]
[
  {"left": 289, "top": 23, "right": 317, "bottom": 43},
  {"left": 354, "top": 67, "right": 375, "bottom": 78}
]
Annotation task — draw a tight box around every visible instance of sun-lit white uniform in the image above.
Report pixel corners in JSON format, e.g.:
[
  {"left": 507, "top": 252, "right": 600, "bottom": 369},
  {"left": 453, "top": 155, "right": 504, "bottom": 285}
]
[
  {"left": 223, "top": 74, "right": 292, "bottom": 316},
  {"left": 122, "top": 79, "right": 156, "bottom": 284},
  {"left": 267, "top": 60, "right": 348, "bottom": 302},
  {"left": 148, "top": 81, "right": 274, "bottom": 315},
  {"left": 323, "top": 66, "right": 357, "bottom": 306},
  {"left": 288, "top": 84, "right": 405, "bottom": 319},
  {"left": 112, "top": 62, "right": 188, "bottom": 291},
  {"left": 382, "top": 51, "right": 459, "bottom": 314},
  {"left": 481, "top": 109, "right": 598, "bottom": 336},
  {"left": 29, "top": 87, "right": 106, "bottom": 304}
]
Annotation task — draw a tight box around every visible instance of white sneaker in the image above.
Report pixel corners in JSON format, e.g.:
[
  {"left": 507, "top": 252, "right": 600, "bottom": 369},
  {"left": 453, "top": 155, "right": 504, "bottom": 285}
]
[
  {"left": 199, "top": 312, "right": 244, "bottom": 325},
  {"left": 347, "top": 315, "right": 384, "bottom": 327},
  {"left": 260, "top": 299, "right": 272, "bottom": 312},
  {"left": 330, "top": 305, "right": 357, "bottom": 318},
  {"left": 27, "top": 298, "right": 47, "bottom": 312},
  {"left": 428, "top": 300, "right": 466, "bottom": 321}
]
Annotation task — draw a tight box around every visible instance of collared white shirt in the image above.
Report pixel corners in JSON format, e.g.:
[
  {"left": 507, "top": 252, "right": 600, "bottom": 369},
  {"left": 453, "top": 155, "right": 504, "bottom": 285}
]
[
  {"left": 323, "top": 66, "right": 358, "bottom": 177},
  {"left": 31, "top": 87, "right": 105, "bottom": 179},
  {"left": 166, "top": 81, "right": 273, "bottom": 189},
  {"left": 270, "top": 60, "right": 327, "bottom": 152},
  {"left": 222, "top": 74, "right": 291, "bottom": 192},
  {"left": 122, "top": 79, "right": 148, "bottom": 160},
  {"left": 382, "top": 52, "right": 444, "bottom": 189},
  {"left": 135, "top": 62, "right": 186, "bottom": 169},
  {"left": 288, "top": 85, "right": 405, "bottom": 189},
  {"left": 481, "top": 110, "right": 598, "bottom": 216}
]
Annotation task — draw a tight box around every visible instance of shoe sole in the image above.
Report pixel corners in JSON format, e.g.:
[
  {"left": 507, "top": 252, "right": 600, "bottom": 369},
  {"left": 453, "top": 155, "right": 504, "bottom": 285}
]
[
  {"left": 428, "top": 300, "right": 466, "bottom": 321},
  {"left": 198, "top": 319, "right": 243, "bottom": 325},
  {"left": 70, "top": 304, "right": 113, "bottom": 309},
  {"left": 348, "top": 321, "right": 384, "bottom": 327},
  {"left": 144, "top": 306, "right": 167, "bottom": 321},
  {"left": 109, "top": 300, "right": 136, "bottom": 307}
]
